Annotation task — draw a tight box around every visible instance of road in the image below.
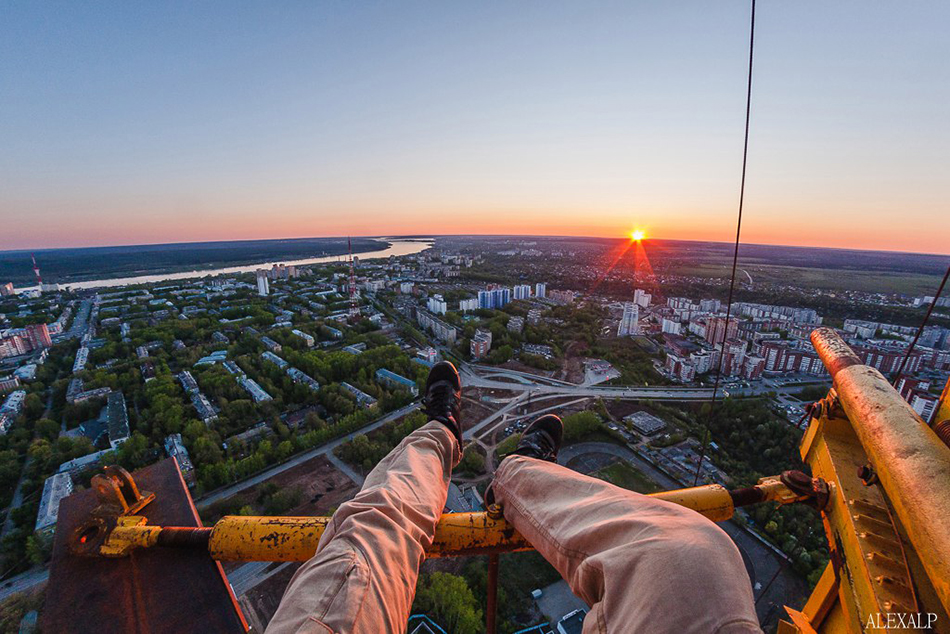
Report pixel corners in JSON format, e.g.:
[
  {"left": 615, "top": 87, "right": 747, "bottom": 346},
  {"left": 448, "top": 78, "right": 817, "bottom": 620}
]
[
  {"left": 461, "top": 364, "right": 822, "bottom": 402},
  {"left": 0, "top": 456, "right": 33, "bottom": 539},
  {"left": 196, "top": 402, "right": 420, "bottom": 510},
  {"left": 469, "top": 395, "right": 590, "bottom": 443},
  {"left": 0, "top": 567, "right": 48, "bottom": 603},
  {"left": 227, "top": 561, "right": 295, "bottom": 597}
]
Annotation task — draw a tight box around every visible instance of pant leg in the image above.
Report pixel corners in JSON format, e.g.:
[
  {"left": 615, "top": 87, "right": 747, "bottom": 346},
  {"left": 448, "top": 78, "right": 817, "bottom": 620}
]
[
  {"left": 491, "top": 456, "right": 761, "bottom": 634},
  {"left": 266, "top": 421, "right": 460, "bottom": 634}
]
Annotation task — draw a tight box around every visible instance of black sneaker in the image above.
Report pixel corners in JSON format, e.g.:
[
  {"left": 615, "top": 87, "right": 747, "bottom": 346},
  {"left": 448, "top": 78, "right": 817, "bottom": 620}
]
[
  {"left": 486, "top": 414, "right": 564, "bottom": 511},
  {"left": 511, "top": 414, "right": 563, "bottom": 462},
  {"left": 421, "top": 361, "right": 462, "bottom": 445}
]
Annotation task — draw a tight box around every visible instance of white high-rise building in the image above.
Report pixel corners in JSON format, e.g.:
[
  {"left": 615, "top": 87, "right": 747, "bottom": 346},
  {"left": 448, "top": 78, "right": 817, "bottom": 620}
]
[
  {"left": 661, "top": 318, "right": 683, "bottom": 335},
  {"left": 535, "top": 283, "right": 547, "bottom": 298},
  {"left": 427, "top": 295, "right": 447, "bottom": 315},
  {"left": 618, "top": 302, "right": 639, "bottom": 336},
  {"left": 256, "top": 270, "right": 269, "bottom": 296},
  {"left": 513, "top": 284, "right": 532, "bottom": 300},
  {"left": 459, "top": 298, "right": 478, "bottom": 312},
  {"left": 634, "top": 289, "right": 651, "bottom": 308}
]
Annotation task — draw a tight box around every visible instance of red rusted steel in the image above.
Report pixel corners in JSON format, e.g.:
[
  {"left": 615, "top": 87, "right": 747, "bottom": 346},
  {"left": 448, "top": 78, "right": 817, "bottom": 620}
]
[{"left": 43, "top": 459, "right": 248, "bottom": 633}]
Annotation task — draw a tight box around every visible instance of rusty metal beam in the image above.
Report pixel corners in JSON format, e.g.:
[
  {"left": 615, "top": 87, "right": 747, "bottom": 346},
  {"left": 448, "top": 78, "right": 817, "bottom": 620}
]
[
  {"left": 811, "top": 327, "right": 950, "bottom": 613},
  {"left": 44, "top": 459, "right": 247, "bottom": 633}
]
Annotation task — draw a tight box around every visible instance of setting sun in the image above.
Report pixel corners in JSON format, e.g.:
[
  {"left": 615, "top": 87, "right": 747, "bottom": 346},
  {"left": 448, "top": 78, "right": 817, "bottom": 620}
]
[{"left": 631, "top": 229, "right": 646, "bottom": 242}]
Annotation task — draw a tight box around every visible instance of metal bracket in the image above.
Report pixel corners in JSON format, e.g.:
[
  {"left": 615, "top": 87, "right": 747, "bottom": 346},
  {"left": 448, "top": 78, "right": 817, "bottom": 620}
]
[
  {"left": 805, "top": 390, "right": 841, "bottom": 423},
  {"left": 779, "top": 470, "right": 831, "bottom": 511},
  {"left": 92, "top": 465, "right": 155, "bottom": 516},
  {"left": 69, "top": 466, "right": 156, "bottom": 558}
]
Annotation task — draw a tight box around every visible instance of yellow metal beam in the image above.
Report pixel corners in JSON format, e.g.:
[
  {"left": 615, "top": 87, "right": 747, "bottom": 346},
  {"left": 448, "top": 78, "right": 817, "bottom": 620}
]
[
  {"left": 204, "top": 485, "right": 742, "bottom": 561},
  {"left": 97, "top": 480, "right": 817, "bottom": 562},
  {"left": 811, "top": 328, "right": 950, "bottom": 612}
]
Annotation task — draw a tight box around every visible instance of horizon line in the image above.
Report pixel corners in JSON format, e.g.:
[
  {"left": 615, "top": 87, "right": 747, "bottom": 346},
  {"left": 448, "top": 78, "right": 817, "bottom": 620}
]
[{"left": 1, "top": 232, "right": 949, "bottom": 259}]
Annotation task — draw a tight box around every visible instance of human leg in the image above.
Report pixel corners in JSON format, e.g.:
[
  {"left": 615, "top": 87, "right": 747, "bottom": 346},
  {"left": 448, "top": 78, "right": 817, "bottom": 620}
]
[
  {"left": 267, "top": 362, "right": 463, "bottom": 634},
  {"left": 489, "top": 417, "right": 760, "bottom": 634}
]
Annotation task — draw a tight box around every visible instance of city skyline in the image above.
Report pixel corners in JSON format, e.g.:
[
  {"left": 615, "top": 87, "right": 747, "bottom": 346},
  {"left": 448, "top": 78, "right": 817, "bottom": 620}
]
[{"left": 2, "top": 2, "right": 949, "bottom": 254}]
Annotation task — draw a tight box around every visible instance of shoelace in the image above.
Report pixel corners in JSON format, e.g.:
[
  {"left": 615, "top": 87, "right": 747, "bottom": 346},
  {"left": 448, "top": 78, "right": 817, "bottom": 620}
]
[
  {"left": 515, "top": 428, "right": 557, "bottom": 461},
  {"left": 422, "top": 382, "right": 458, "bottom": 422}
]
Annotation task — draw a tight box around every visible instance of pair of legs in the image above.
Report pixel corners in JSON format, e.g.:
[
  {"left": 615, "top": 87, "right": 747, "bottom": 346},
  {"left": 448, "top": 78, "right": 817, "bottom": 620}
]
[{"left": 267, "top": 363, "right": 760, "bottom": 634}]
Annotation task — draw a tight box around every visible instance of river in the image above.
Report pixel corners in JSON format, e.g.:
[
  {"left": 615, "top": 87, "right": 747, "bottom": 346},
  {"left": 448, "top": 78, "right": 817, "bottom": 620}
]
[{"left": 40, "top": 238, "right": 433, "bottom": 291}]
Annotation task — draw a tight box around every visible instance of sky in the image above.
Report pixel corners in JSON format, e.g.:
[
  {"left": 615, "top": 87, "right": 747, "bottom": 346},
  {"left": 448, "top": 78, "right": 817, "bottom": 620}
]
[{"left": 1, "top": 1, "right": 948, "bottom": 254}]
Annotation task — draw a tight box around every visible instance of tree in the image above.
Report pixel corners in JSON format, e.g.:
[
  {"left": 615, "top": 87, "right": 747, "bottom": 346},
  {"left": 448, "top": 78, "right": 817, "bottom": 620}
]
[
  {"left": 22, "top": 393, "right": 45, "bottom": 420},
  {"left": 458, "top": 446, "right": 485, "bottom": 476},
  {"left": 35, "top": 418, "right": 60, "bottom": 441},
  {"left": 115, "top": 433, "right": 150, "bottom": 470},
  {"left": 562, "top": 411, "right": 602, "bottom": 442},
  {"left": 25, "top": 535, "right": 50, "bottom": 566},
  {"left": 412, "top": 572, "right": 483, "bottom": 634}
]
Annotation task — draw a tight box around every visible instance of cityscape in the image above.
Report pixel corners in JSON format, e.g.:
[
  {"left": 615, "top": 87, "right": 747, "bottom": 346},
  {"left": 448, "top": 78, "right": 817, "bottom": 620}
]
[
  {"left": 2, "top": 2, "right": 950, "bottom": 633},
  {"left": 0, "top": 235, "right": 948, "bottom": 632}
]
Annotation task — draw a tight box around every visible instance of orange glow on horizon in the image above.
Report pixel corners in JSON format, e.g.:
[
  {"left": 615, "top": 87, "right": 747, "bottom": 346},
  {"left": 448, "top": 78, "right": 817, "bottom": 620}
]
[{"left": 630, "top": 229, "right": 646, "bottom": 242}]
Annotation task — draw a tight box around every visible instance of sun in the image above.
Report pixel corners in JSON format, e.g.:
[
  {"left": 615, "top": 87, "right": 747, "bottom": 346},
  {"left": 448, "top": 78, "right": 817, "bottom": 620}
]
[{"left": 630, "top": 229, "right": 646, "bottom": 242}]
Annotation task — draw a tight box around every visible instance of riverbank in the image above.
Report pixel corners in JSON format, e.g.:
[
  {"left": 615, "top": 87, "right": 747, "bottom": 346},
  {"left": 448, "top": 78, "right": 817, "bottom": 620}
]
[{"left": 6, "top": 237, "right": 433, "bottom": 291}]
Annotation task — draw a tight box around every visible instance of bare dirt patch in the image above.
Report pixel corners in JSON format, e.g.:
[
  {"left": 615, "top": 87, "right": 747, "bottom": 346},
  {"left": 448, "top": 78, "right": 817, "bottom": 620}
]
[{"left": 205, "top": 455, "right": 358, "bottom": 528}]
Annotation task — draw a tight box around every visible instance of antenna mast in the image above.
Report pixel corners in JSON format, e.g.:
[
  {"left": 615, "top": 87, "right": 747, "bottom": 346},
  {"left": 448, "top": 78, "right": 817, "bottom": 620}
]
[
  {"left": 32, "top": 254, "right": 43, "bottom": 291},
  {"left": 348, "top": 238, "right": 361, "bottom": 321}
]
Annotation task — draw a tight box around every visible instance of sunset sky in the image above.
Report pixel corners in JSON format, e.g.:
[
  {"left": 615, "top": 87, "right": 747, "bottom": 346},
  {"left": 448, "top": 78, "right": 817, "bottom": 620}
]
[{"left": 1, "top": 2, "right": 948, "bottom": 254}]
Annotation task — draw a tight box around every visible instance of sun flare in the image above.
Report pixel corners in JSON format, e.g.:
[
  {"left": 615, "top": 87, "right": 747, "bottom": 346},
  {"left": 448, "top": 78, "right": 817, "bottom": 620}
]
[{"left": 631, "top": 229, "right": 646, "bottom": 242}]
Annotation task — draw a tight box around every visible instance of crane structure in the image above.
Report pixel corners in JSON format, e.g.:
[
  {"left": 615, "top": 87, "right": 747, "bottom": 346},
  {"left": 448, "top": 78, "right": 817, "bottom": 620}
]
[
  {"left": 31, "top": 253, "right": 42, "bottom": 291},
  {"left": 40, "top": 328, "right": 950, "bottom": 633}
]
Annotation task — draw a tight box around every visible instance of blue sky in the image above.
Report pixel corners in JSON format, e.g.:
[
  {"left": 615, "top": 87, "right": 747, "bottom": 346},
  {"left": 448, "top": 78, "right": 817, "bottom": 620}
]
[{"left": 1, "top": 1, "right": 947, "bottom": 253}]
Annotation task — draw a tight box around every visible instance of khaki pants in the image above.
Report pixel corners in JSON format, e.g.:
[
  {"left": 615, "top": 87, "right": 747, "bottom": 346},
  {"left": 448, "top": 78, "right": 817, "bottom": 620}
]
[{"left": 267, "top": 422, "right": 761, "bottom": 634}]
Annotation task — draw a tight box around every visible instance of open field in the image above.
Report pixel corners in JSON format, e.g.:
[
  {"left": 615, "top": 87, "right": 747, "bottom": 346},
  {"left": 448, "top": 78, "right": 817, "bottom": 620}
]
[
  {"left": 593, "top": 461, "right": 663, "bottom": 494},
  {"left": 672, "top": 262, "right": 942, "bottom": 295}
]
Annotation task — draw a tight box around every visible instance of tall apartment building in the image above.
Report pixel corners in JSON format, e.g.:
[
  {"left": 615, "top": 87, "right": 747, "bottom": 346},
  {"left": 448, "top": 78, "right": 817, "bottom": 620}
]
[
  {"left": 427, "top": 295, "right": 447, "bottom": 315},
  {"left": 535, "top": 283, "right": 547, "bottom": 299},
  {"left": 634, "top": 289, "right": 651, "bottom": 308},
  {"left": 759, "top": 340, "right": 826, "bottom": 375},
  {"left": 478, "top": 286, "right": 511, "bottom": 310},
  {"left": 513, "top": 284, "right": 532, "bottom": 300},
  {"left": 661, "top": 318, "right": 682, "bottom": 335},
  {"left": 718, "top": 339, "right": 747, "bottom": 376},
  {"left": 0, "top": 323, "right": 52, "bottom": 359},
  {"left": 699, "top": 298, "right": 721, "bottom": 313},
  {"left": 705, "top": 315, "right": 738, "bottom": 346},
  {"left": 256, "top": 270, "right": 269, "bottom": 296},
  {"left": 459, "top": 298, "right": 478, "bottom": 312},
  {"left": 548, "top": 290, "right": 574, "bottom": 305},
  {"left": 470, "top": 329, "right": 492, "bottom": 359},
  {"left": 24, "top": 324, "right": 52, "bottom": 348},
  {"left": 617, "top": 302, "right": 639, "bottom": 336}
]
